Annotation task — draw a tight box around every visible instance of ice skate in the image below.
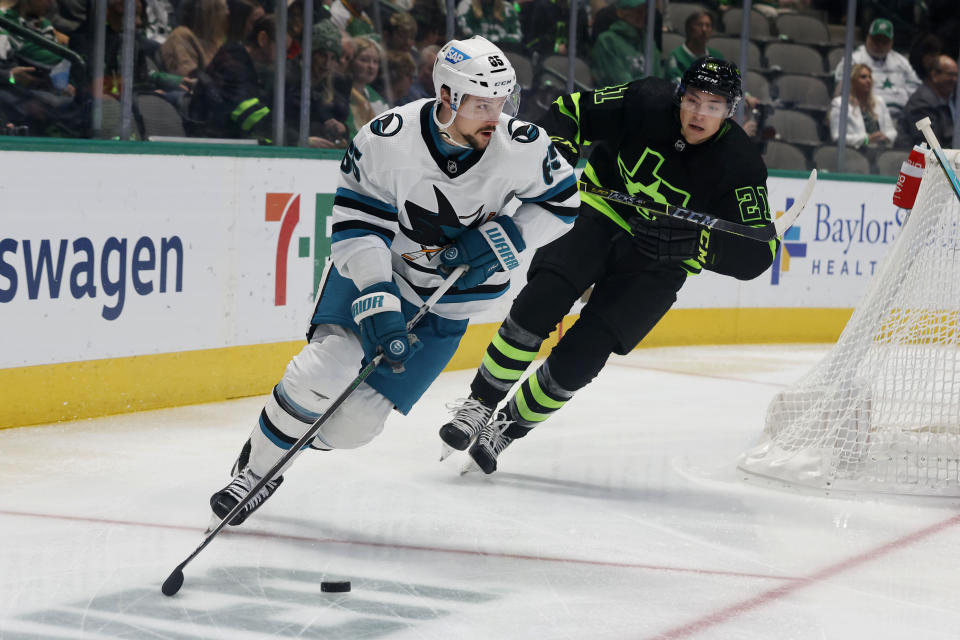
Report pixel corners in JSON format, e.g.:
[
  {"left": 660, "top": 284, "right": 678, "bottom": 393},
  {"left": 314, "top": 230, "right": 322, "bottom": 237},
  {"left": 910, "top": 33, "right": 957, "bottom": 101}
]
[
  {"left": 462, "top": 412, "right": 514, "bottom": 474},
  {"left": 439, "top": 397, "right": 495, "bottom": 461},
  {"left": 209, "top": 467, "right": 284, "bottom": 527}
]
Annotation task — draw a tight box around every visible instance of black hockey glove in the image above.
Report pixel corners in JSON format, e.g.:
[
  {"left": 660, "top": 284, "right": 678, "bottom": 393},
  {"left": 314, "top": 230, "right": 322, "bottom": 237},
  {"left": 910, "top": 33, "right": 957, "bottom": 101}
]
[{"left": 628, "top": 214, "right": 704, "bottom": 263}]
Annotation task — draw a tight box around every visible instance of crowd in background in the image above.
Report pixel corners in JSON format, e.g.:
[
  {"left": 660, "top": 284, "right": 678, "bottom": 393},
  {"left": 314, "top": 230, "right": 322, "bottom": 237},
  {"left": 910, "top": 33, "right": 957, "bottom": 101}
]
[{"left": 0, "top": 0, "right": 957, "bottom": 174}]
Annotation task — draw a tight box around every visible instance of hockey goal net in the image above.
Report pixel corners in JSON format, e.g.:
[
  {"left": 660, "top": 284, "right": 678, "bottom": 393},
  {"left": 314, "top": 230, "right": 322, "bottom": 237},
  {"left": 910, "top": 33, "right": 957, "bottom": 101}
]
[{"left": 739, "top": 150, "right": 960, "bottom": 496}]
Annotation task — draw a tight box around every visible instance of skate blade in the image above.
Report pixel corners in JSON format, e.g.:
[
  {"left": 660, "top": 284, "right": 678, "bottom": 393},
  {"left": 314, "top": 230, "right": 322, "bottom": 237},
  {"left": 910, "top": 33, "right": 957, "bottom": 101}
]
[
  {"left": 439, "top": 443, "right": 455, "bottom": 462},
  {"left": 459, "top": 459, "right": 482, "bottom": 476},
  {"left": 203, "top": 513, "right": 222, "bottom": 536}
]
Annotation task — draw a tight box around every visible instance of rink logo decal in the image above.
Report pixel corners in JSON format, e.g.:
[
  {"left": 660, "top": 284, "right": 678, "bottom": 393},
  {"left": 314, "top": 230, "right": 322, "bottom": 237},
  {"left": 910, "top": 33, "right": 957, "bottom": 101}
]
[
  {"left": 9, "top": 567, "right": 500, "bottom": 638},
  {"left": 0, "top": 236, "right": 183, "bottom": 320}
]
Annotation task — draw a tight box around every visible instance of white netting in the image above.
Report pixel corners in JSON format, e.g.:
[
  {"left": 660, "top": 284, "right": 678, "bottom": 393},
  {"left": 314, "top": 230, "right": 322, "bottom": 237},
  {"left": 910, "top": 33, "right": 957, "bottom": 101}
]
[{"left": 739, "top": 150, "right": 960, "bottom": 496}]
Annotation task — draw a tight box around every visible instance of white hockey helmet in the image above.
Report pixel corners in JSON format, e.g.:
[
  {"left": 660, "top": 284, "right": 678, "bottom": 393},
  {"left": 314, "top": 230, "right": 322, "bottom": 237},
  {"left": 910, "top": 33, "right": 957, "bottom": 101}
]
[{"left": 433, "top": 36, "right": 520, "bottom": 125}]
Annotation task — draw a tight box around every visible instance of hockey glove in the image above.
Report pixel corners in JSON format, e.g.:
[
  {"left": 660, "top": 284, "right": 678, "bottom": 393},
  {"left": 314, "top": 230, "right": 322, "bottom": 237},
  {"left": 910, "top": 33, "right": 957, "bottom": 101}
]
[
  {"left": 351, "top": 282, "right": 421, "bottom": 374},
  {"left": 628, "top": 214, "right": 705, "bottom": 263},
  {"left": 439, "top": 217, "right": 526, "bottom": 289}
]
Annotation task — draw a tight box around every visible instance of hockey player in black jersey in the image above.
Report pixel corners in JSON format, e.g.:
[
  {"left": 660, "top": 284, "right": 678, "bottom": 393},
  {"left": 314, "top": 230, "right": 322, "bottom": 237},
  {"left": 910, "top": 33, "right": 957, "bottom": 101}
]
[{"left": 440, "top": 57, "right": 779, "bottom": 474}]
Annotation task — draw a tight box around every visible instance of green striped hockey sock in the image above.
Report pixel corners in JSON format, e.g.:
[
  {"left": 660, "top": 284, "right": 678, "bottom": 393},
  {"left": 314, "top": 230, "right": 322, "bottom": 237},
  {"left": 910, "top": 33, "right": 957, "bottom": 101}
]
[
  {"left": 503, "top": 360, "right": 575, "bottom": 439},
  {"left": 470, "top": 314, "right": 545, "bottom": 406}
]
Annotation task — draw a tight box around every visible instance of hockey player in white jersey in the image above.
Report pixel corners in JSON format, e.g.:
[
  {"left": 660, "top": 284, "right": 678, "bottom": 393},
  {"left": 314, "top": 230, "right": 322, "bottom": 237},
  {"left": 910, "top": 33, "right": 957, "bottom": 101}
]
[{"left": 208, "top": 35, "right": 580, "bottom": 526}]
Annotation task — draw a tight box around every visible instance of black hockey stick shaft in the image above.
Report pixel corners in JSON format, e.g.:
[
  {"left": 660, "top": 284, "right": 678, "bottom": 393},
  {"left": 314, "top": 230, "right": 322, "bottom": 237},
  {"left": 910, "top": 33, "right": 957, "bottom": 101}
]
[
  {"left": 161, "top": 265, "right": 468, "bottom": 596},
  {"left": 578, "top": 171, "right": 817, "bottom": 243}
]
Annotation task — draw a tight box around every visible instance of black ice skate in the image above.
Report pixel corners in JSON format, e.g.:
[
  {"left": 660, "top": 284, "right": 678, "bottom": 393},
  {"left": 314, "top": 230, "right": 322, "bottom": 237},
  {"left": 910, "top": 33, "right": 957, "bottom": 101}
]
[
  {"left": 209, "top": 467, "right": 284, "bottom": 527},
  {"left": 463, "top": 412, "right": 514, "bottom": 475},
  {"left": 439, "top": 397, "right": 495, "bottom": 461}
]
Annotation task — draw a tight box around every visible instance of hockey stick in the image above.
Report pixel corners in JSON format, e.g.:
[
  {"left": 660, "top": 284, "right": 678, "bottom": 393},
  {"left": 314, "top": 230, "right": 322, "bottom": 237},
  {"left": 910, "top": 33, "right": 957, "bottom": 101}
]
[
  {"left": 578, "top": 169, "right": 817, "bottom": 242},
  {"left": 915, "top": 117, "right": 960, "bottom": 202},
  {"left": 161, "top": 264, "right": 468, "bottom": 597}
]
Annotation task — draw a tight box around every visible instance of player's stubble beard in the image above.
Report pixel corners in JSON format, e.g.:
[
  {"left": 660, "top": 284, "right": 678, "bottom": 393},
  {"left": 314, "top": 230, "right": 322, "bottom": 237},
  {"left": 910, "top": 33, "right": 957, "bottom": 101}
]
[{"left": 463, "top": 125, "right": 497, "bottom": 150}]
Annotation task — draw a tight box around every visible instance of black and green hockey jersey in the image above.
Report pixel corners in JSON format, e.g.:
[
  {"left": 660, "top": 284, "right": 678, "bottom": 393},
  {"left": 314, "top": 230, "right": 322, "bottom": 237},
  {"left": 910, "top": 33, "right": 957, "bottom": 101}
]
[{"left": 539, "top": 76, "right": 778, "bottom": 280}]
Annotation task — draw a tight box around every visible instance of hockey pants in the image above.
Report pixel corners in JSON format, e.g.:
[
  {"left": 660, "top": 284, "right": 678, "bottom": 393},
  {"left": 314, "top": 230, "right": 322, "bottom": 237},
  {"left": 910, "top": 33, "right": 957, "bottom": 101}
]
[{"left": 470, "top": 211, "right": 687, "bottom": 438}]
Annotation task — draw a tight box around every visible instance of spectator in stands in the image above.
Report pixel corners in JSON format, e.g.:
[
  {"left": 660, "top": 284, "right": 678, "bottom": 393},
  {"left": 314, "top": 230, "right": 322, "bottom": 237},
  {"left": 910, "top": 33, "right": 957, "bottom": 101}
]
[
  {"left": 832, "top": 18, "right": 920, "bottom": 119},
  {"left": 287, "top": 0, "right": 306, "bottom": 47},
  {"left": 900, "top": 54, "right": 957, "bottom": 148},
  {"left": 403, "top": 43, "right": 437, "bottom": 102},
  {"left": 411, "top": 2, "right": 444, "bottom": 49},
  {"left": 456, "top": 0, "right": 522, "bottom": 49},
  {"left": 664, "top": 10, "right": 722, "bottom": 84},
  {"left": 336, "top": 31, "right": 355, "bottom": 74},
  {"left": 0, "top": 0, "right": 83, "bottom": 135},
  {"left": 345, "top": 35, "right": 387, "bottom": 138},
  {"left": 329, "top": 0, "right": 374, "bottom": 38},
  {"left": 908, "top": 33, "right": 942, "bottom": 81},
  {"left": 2, "top": 0, "right": 71, "bottom": 69},
  {"left": 385, "top": 49, "right": 415, "bottom": 105},
  {"left": 51, "top": 0, "right": 86, "bottom": 40},
  {"left": 829, "top": 63, "right": 897, "bottom": 149},
  {"left": 383, "top": 10, "right": 417, "bottom": 57},
  {"left": 741, "top": 93, "right": 767, "bottom": 140},
  {"left": 161, "top": 0, "right": 229, "bottom": 77},
  {"left": 226, "top": 0, "right": 265, "bottom": 43},
  {"left": 592, "top": 0, "right": 663, "bottom": 51},
  {"left": 187, "top": 14, "right": 285, "bottom": 141},
  {"left": 927, "top": 0, "right": 960, "bottom": 60},
  {"left": 302, "top": 19, "right": 350, "bottom": 147},
  {"left": 591, "top": 0, "right": 661, "bottom": 87},
  {"left": 519, "top": 0, "right": 588, "bottom": 58},
  {"left": 142, "top": 0, "right": 174, "bottom": 45},
  {"left": 72, "top": 0, "right": 185, "bottom": 99}
]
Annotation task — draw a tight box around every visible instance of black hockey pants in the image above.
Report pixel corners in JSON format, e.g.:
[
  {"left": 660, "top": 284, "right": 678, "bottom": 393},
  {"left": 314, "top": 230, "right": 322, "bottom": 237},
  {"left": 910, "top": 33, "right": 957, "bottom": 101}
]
[{"left": 470, "top": 209, "right": 688, "bottom": 415}]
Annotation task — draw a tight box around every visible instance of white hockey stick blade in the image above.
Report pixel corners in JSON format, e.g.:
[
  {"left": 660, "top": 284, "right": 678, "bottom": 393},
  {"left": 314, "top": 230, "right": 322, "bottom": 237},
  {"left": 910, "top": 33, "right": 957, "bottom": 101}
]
[
  {"left": 916, "top": 117, "right": 960, "bottom": 202},
  {"left": 773, "top": 169, "right": 818, "bottom": 237}
]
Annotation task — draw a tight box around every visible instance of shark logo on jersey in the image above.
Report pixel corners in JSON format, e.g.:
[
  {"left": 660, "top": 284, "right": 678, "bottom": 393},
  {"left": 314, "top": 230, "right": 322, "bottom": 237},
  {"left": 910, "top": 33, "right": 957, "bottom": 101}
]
[
  {"left": 401, "top": 185, "right": 488, "bottom": 251},
  {"left": 371, "top": 113, "right": 403, "bottom": 137},
  {"left": 507, "top": 118, "right": 539, "bottom": 143}
]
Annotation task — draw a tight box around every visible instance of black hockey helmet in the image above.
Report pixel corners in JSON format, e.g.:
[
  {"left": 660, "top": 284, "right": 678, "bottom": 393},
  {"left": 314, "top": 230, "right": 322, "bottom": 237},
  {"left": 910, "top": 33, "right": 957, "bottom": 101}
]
[{"left": 676, "top": 56, "right": 743, "bottom": 117}]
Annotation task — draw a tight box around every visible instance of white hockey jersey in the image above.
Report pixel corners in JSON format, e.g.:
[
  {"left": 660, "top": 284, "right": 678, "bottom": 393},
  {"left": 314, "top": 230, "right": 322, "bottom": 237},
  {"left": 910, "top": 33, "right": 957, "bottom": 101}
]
[{"left": 330, "top": 98, "right": 580, "bottom": 320}]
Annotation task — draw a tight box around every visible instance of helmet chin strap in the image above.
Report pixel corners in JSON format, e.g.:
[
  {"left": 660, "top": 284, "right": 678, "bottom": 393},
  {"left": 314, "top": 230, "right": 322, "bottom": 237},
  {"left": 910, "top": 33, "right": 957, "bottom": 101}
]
[{"left": 433, "top": 100, "right": 471, "bottom": 149}]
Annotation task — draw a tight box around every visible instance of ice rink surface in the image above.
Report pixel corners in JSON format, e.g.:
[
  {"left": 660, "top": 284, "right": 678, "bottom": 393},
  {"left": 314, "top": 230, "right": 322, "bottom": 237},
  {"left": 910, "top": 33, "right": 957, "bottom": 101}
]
[{"left": 3, "top": 344, "right": 960, "bottom": 640}]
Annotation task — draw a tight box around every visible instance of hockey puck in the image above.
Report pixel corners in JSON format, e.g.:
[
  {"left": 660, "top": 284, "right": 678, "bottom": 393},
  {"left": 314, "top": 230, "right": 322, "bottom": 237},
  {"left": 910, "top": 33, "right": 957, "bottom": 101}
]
[{"left": 320, "top": 580, "right": 351, "bottom": 593}]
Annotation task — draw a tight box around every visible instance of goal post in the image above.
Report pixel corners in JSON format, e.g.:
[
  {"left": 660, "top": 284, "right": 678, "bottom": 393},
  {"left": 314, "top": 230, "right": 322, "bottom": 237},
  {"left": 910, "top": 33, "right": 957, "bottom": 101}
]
[{"left": 739, "top": 149, "right": 960, "bottom": 496}]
